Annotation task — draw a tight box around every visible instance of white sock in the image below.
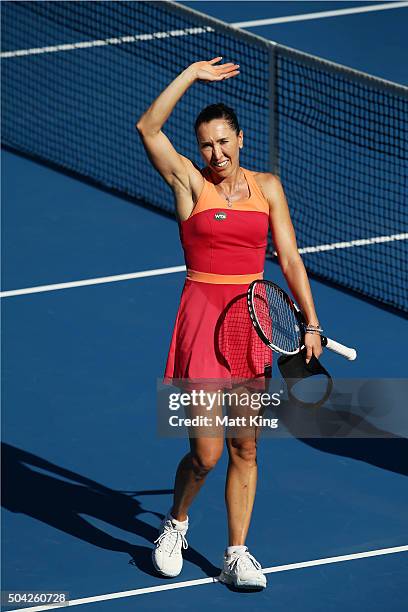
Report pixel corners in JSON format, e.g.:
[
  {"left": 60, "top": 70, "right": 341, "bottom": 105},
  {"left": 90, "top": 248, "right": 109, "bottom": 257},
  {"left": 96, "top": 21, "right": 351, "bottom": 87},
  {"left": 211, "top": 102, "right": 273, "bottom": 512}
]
[
  {"left": 226, "top": 545, "right": 247, "bottom": 556},
  {"left": 168, "top": 511, "right": 188, "bottom": 527}
]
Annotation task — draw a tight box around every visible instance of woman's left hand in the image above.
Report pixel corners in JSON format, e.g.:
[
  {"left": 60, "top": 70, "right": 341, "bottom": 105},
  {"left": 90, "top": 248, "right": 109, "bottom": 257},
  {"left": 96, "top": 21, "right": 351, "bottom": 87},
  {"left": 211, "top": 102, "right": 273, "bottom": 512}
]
[{"left": 304, "top": 332, "right": 323, "bottom": 363}]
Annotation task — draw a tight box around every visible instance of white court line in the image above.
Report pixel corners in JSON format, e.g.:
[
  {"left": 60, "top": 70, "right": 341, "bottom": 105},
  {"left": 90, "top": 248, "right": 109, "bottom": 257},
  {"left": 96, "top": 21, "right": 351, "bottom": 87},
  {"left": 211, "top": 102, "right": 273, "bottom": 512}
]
[
  {"left": 1, "top": 233, "right": 407, "bottom": 298},
  {"left": 10, "top": 545, "right": 408, "bottom": 611},
  {"left": 0, "top": 266, "right": 186, "bottom": 298},
  {"left": 297, "top": 232, "right": 408, "bottom": 254},
  {"left": 0, "top": 26, "right": 215, "bottom": 58},
  {"left": 2, "top": 3, "right": 407, "bottom": 58},
  {"left": 233, "top": 1, "right": 408, "bottom": 28}
]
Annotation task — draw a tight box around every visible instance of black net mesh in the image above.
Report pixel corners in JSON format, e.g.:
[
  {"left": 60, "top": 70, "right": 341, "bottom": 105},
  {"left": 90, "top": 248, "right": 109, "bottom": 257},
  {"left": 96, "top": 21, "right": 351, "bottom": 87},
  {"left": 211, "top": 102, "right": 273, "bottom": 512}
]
[
  {"left": 2, "top": 1, "right": 407, "bottom": 312},
  {"left": 274, "top": 49, "right": 408, "bottom": 313}
]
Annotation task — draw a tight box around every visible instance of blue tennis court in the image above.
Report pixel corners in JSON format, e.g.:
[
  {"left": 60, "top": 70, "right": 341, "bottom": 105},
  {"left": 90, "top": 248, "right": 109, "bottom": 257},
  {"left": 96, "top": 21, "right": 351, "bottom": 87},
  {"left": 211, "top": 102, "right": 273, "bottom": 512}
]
[{"left": 2, "top": 2, "right": 408, "bottom": 611}]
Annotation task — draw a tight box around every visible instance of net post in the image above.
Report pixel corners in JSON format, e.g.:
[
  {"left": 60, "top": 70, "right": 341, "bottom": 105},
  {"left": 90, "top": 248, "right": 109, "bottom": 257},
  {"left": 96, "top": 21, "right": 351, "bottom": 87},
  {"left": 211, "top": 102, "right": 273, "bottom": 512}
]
[
  {"left": 268, "top": 42, "right": 278, "bottom": 176},
  {"left": 267, "top": 42, "right": 278, "bottom": 260}
]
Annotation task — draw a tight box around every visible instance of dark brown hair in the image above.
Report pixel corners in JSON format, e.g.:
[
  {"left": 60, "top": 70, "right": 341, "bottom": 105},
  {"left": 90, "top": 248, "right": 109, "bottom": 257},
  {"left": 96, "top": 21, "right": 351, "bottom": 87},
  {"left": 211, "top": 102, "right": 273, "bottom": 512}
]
[{"left": 194, "top": 103, "right": 240, "bottom": 137}]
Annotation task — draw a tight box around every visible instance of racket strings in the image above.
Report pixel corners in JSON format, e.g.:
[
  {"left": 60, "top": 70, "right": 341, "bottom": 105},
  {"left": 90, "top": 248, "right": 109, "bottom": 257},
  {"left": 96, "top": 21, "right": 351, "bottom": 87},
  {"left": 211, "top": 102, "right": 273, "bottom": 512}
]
[{"left": 253, "top": 285, "right": 301, "bottom": 353}]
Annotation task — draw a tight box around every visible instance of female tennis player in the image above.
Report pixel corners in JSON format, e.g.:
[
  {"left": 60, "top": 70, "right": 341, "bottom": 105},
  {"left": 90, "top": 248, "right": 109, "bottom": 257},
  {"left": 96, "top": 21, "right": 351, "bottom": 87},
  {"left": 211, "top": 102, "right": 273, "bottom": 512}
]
[{"left": 136, "top": 57, "right": 322, "bottom": 590}]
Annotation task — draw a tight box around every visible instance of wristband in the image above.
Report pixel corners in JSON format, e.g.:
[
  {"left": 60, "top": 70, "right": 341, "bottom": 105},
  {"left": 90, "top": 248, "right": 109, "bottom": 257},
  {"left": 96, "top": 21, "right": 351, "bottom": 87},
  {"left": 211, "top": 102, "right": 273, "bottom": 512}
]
[{"left": 304, "top": 324, "right": 323, "bottom": 334}]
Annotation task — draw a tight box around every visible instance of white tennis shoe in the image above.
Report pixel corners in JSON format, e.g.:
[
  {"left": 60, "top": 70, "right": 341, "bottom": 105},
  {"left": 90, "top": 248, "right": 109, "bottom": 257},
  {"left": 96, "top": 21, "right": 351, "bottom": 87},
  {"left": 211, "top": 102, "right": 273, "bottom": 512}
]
[
  {"left": 152, "top": 513, "right": 189, "bottom": 577},
  {"left": 218, "top": 546, "right": 267, "bottom": 589}
]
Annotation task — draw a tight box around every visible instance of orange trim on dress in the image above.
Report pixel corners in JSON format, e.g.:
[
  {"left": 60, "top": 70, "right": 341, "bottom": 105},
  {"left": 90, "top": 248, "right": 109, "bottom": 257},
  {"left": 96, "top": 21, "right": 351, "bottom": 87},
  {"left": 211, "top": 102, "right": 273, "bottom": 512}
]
[
  {"left": 185, "top": 167, "right": 269, "bottom": 220},
  {"left": 187, "top": 269, "right": 263, "bottom": 284}
]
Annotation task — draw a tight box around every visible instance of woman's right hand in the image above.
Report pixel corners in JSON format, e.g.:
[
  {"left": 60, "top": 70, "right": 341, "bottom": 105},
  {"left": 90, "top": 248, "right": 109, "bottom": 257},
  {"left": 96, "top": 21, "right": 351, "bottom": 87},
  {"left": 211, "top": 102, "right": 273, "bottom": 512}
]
[{"left": 190, "top": 57, "right": 240, "bottom": 82}]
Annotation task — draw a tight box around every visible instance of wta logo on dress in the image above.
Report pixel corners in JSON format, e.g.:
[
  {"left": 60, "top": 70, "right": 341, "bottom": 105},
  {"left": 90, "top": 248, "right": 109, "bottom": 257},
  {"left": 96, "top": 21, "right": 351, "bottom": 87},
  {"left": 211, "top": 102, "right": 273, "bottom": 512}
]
[{"left": 214, "top": 212, "right": 227, "bottom": 221}]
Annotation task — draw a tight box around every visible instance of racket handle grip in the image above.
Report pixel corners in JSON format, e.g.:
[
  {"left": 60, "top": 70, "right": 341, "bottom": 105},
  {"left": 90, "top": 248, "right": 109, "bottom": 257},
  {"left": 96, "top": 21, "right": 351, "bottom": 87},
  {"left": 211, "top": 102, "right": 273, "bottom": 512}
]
[{"left": 322, "top": 336, "right": 357, "bottom": 361}]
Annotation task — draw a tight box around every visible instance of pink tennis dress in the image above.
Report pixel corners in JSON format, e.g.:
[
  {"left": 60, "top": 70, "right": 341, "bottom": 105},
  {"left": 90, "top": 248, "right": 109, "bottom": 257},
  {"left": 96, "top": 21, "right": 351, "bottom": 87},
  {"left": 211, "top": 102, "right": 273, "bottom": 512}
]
[{"left": 164, "top": 166, "right": 272, "bottom": 387}]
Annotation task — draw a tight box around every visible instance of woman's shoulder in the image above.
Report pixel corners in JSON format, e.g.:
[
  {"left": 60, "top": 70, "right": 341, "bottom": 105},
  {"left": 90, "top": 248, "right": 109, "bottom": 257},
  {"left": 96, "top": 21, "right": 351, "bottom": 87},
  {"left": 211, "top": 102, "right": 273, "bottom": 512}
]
[
  {"left": 247, "top": 168, "right": 280, "bottom": 184},
  {"left": 245, "top": 169, "right": 282, "bottom": 203}
]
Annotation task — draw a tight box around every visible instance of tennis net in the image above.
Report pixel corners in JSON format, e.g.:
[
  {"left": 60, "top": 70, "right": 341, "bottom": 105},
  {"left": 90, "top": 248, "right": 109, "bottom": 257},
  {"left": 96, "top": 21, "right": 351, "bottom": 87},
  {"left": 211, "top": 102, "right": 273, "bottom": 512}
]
[{"left": 2, "top": 1, "right": 407, "bottom": 313}]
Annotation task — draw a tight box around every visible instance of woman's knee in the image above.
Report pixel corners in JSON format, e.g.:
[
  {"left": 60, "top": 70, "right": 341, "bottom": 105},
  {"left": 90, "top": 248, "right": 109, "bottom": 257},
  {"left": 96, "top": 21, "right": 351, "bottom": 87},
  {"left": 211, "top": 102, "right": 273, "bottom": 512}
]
[
  {"left": 190, "top": 441, "right": 223, "bottom": 476},
  {"left": 227, "top": 437, "right": 257, "bottom": 465}
]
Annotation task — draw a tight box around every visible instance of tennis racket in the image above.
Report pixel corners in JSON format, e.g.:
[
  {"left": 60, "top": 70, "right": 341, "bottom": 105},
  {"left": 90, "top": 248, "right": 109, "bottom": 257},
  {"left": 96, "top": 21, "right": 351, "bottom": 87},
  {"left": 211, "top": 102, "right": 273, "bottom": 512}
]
[{"left": 247, "top": 280, "right": 357, "bottom": 361}]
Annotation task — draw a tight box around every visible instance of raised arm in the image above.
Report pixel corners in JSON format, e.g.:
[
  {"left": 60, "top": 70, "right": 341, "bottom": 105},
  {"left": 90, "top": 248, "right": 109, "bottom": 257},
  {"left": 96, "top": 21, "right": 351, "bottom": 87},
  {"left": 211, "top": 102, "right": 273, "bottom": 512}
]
[
  {"left": 136, "top": 58, "right": 239, "bottom": 219},
  {"left": 261, "top": 174, "right": 323, "bottom": 362}
]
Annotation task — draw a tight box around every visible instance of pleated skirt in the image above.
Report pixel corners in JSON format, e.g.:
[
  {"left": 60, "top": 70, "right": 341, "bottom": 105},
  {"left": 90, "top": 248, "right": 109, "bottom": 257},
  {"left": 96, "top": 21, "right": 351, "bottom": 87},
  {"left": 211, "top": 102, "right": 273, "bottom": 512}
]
[{"left": 164, "top": 279, "right": 272, "bottom": 388}]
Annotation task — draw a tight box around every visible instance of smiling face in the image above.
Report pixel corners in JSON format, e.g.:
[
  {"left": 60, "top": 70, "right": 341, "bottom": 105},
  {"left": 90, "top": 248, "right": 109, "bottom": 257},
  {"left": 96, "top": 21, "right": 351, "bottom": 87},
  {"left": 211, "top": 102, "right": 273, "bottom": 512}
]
[{"left": 196, "top": 119, "right": 243, "bottom": 175}]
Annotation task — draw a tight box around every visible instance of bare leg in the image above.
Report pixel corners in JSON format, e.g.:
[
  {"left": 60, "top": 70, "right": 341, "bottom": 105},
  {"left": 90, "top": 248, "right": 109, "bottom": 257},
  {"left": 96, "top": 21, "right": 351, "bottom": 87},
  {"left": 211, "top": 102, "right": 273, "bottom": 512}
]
[
  {"left": 170, "top": 395, "right": 224, "bottom": 521},
  {"left": 170, "top": 437, "right": 223, "bottom": 521},
  {"left": 224, "top": 387, "right": 263, "bottom": 545},
  {"left": 225, "top": 436, "right": 258, "bottom": 545}
]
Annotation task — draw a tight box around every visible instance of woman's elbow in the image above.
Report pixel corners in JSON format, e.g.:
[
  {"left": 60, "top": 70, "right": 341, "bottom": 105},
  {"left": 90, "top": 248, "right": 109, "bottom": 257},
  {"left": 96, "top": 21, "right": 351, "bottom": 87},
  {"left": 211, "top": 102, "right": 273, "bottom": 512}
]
[
  {"left": 279, "top": 253, "right": 303, "bottom": 275},
  {"left": 135, "top": 119, "right": 159, "bottom": 136},
  {"left": 135, "top": 113, "right": 150, "bottom": 132},
  {"left": 135, "top": 118, "right": 145, "bottom": 132}
]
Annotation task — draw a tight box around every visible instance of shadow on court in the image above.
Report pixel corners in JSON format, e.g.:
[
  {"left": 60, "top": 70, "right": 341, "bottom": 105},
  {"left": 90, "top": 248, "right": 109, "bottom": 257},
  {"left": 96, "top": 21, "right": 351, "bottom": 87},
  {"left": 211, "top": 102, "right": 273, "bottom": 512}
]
[
  {"left": 270, "top": 401, "right": 408, "bottom": 477},
  {"left": 301, "top": 437, "right": 408, "bottom": 477},
  {"left": 263, "top": 390, "right": 408, "bottom": 477},
  {"left": 1, "top": 443, "right": 221, "bottom": 578}
]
